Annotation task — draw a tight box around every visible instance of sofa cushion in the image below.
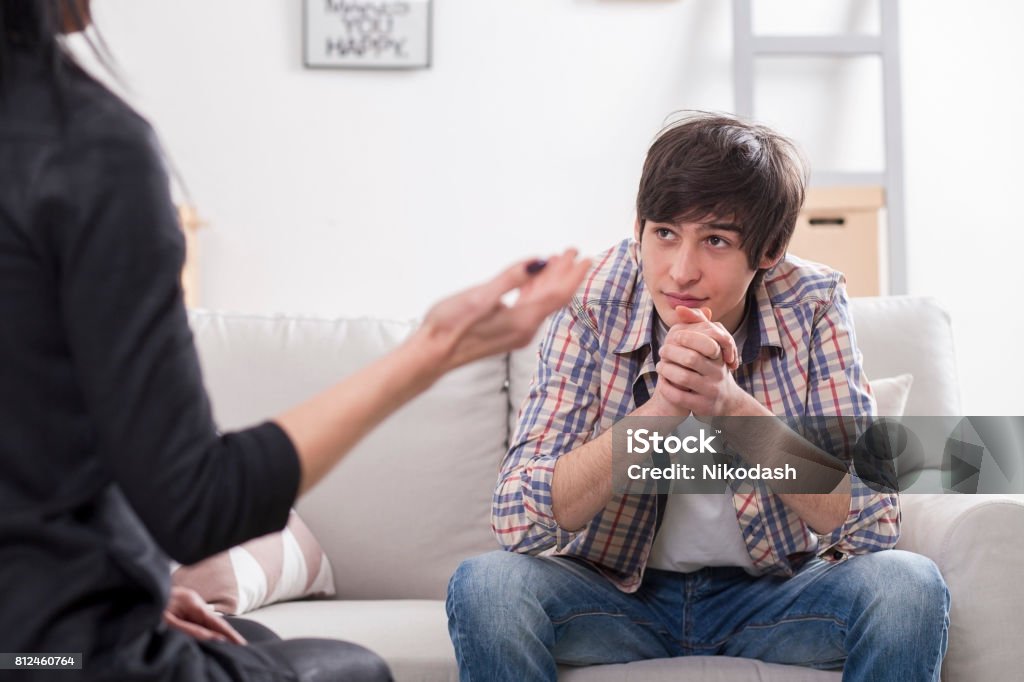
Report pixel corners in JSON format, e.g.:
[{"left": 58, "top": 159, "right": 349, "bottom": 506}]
[
  {"left": 560, "top": 657, "right": 839, "bottom": 682},
  {"left": 189, "top": 312, "right": 508, "bottom": 600},
  {"left": 870, "top": 373, "right": 914, "bottom": 417}
]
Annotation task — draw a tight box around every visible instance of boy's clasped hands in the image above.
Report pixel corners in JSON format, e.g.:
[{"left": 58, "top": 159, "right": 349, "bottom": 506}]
[{"left": 650, "top": 306, "right": 747, "bottom": 421}]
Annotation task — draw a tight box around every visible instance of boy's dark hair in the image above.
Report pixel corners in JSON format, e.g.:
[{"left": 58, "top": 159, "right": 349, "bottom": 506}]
[{"left": 636, "top": 111, "right": 808, "bottom": 276}]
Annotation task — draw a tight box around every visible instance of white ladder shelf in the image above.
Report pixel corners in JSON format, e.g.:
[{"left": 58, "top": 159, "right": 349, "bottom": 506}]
[{"left": 732, "top": 0, "right": 907, "bottom": 294}]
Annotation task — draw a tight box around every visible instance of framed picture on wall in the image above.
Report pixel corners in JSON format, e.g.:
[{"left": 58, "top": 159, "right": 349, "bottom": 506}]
[{"left": 304, "top": 0, "right": 432, "bottom": 69}]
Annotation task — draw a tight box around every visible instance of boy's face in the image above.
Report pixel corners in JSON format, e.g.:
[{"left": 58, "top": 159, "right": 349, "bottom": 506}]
[{"left": 635, "top": 217, "right": 780, "bottom": 334}]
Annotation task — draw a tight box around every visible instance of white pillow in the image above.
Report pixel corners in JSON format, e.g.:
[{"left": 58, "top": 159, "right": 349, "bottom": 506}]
[
  {"left": 171, "top": 509, "right": 335, "bottom": 615},
  {"left": 870, "top": 373, "right": 914, "bottom": 417}
]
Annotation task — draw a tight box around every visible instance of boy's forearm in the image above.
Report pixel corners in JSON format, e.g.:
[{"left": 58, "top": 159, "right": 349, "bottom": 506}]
[
  {"left": 550, "top": 400, "right": 684, "bottom": 532},
  {"left": 718, "top": 391, "right": 852, "bottom": 533},
  {"left": 550, "top": 390, "right": 853, "bottom": 535},
  {"left": 551, "top": 427, "right": 615, "bottom": 532}
]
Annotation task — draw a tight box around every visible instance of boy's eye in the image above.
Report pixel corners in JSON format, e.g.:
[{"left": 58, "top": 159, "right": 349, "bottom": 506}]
[
  {"left": 655, "top": 228, "right": 675, "bottom": 239},
  {"left": 707, "top": 235, "right": 730, "bottom": 247}
]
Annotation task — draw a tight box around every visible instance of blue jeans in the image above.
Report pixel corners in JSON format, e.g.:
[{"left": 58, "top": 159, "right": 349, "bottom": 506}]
[{"left": 446, "top": 549, "right": 949, "bottom": 681}]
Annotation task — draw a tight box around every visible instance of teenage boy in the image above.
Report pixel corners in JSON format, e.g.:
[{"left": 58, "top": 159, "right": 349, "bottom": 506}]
[{"left": 446, "top": 113, "right": 949, "bottom": 681}]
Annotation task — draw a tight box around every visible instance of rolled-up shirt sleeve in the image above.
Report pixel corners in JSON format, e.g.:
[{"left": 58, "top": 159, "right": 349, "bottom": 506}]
[
  {"left": 36, "top": 126, "right": 300, "bottom": 566},
  {"left": 493, "top": 301, "right": 602, "bottom": 554},
  {"left": 803, "top": 279, "right": 900, "bottom": 559}
]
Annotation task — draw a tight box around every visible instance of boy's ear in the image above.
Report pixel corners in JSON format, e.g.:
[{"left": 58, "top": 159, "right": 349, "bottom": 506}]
[
  {"left": 634, "top": 217, "right": 643, "bottom": 242},
  {"left": 758, "top": 250, "right": 784, "bottom": 270}
]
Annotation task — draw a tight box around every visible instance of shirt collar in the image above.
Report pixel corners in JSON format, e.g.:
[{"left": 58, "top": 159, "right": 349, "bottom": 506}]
[
  {"left": 613, "top": 242, "right": 657, "bottom": 356},
  {"left": 740, "top": 277, "right": 785, "bottom": 365}
]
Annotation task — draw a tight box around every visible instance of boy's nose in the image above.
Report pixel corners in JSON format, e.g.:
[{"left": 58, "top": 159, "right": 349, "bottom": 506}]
[{"left": 669, "top": 245, "right": 701, "bottom": 284}]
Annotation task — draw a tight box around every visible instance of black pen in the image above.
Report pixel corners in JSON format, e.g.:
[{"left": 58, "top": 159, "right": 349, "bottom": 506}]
[{"left": 526, "top": 259, "right": 548, "bottom": 275}]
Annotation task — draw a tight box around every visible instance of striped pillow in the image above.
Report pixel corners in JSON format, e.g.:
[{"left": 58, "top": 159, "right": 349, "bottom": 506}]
[{"left": 171, "top": 509, "right": 335, "bottom": 615}]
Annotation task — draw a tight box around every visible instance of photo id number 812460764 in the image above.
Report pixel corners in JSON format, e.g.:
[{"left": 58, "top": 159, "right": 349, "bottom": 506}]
[{"left": 0, "top": 653, "right": 83, "bottom": 670}]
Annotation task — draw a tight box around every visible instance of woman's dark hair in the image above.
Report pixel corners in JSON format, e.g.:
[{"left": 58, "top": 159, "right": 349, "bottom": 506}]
[
  {"left": 0, "top": 0, "right": 118, "bottom": 92},
  {"left": 636, "top": 111, "right": 809, "bottom": 273}
]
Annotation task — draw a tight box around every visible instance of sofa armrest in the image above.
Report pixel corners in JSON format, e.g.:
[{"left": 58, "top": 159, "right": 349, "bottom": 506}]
[{"left": 896, "top": 493, "right": 1024, "bottom": 681}]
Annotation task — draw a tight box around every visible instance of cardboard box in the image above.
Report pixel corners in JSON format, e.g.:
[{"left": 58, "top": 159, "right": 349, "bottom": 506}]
[{"left": 789, "top": 186, "right": 886, "bottom": 296}]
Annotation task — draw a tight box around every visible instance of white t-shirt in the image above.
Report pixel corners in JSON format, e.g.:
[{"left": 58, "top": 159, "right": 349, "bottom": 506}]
[{"left": 645, "top": 315, "right": 756, "bottom": 574}]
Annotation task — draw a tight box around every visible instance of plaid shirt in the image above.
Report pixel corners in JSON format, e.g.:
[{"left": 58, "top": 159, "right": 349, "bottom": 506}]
[{"left": 494, "top": 238, "right": 899, "bottom": 592}]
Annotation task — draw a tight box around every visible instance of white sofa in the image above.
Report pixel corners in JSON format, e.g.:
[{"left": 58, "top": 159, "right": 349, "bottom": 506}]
[{"left": 189, "top": 296, "right": 1024, "bottom": 682}]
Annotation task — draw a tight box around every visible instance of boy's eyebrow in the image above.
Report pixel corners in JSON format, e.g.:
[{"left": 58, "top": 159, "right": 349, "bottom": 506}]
[{"left": 700, "top": 221, "right": 743, "bottom": 232}]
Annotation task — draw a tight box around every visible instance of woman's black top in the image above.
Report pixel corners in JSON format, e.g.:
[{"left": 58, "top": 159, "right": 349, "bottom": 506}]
[{"left": 0, "top": 52, "right": 301, "bottom": 678}]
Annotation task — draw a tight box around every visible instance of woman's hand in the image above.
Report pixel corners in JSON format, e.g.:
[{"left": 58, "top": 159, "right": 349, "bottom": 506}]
[
  {"left": 415, "top": 249, "right": 591, "bottom": 373},
  {"left": 163, "top": 586, "right": 246, "bottom": 645}
]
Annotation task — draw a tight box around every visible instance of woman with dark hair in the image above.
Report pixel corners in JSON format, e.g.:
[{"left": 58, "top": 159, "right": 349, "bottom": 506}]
[{"left": 0, "top": 1, "right": 590, "bottom": 680}]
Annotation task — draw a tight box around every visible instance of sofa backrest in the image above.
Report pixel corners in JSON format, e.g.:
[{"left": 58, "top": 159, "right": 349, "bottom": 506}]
[
  {"left": 190, "top": 296, "right": 960, "bottom": 600},
  {"left": 189, "top": 312, "right": 507, "bottom": 600},
  {"left": 847, "top": 296, "right": 961, "bottom": 416}
]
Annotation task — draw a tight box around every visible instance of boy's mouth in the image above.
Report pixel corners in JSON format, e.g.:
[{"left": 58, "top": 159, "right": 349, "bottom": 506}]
[{"left": 664, "top": 293, "right": 708, "bottom": 308}]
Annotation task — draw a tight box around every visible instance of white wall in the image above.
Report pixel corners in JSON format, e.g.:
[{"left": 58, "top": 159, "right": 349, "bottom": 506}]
[{"left": 82, "top": 0, "right": 1023, "bottom": 415}]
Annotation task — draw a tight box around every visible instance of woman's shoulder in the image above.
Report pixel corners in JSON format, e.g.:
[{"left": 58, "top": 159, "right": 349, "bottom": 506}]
[
  {"left": 62, "top": 70, "right": 154, "bottom": 147},
  {"left": 25, "top": 70, "right": 171, "bottom": 193},
  {"left": 1, "top": 52, "right": 152, "bottom": 146}
]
